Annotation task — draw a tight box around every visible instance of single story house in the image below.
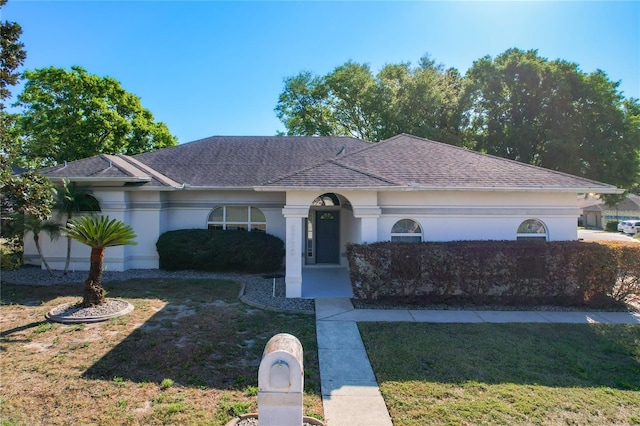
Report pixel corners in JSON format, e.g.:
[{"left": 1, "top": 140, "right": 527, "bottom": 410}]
[
  {"left": 578, "top": 193, "right": 640, "bottom": 228},
  {"left": 27, "top": 134, "right": 621, "bottom": 297}
]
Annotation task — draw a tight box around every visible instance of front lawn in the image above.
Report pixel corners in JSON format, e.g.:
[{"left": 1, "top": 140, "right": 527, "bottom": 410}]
[
  {"left": 360, "top": 322, "right": 640, "bottom": 425},
  {"left": 0, "top": 279, "right": 322, "bottom": 425}
]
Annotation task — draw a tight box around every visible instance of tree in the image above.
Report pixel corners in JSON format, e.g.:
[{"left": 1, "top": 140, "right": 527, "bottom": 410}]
[
  {"left": 64, "top": 215, "right": 136, "bottom": 307},
  {"left": 14, "top": 66, "right": 177, "bottom": 168},
  {"left": 1, "top": 0, "right": 54, "bottom": 224},
  {"left": 54, "top": 179, "right": 101, "bottom": 275},
  {"left": 275, "top": 56, "right": 466, "bottom": 145},
  {"left": 463, "top": 48, "right": 640, "bottom": 188},
  {"left": 12, "top": 213, "right": 61, "bottom": 276},
  {"left": 622, "top": 98, "right": 640, "bottom": 194}
]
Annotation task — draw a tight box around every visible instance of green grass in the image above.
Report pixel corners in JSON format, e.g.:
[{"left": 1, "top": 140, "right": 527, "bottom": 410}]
[{"left": 360, "top": 322, "right": 640, "bottom": 425}]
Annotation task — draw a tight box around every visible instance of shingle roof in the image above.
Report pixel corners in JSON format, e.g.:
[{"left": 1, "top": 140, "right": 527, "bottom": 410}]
[
  {"left": 133, "top": 136, "right": 369, "bottom": 187},
  {"left": 265, "top": 134, "right": 619, "bottom": 192},
  {"left": 40, "top": 154, "right": 180, "bottom": 187},
  {"left": 579, "top": 194, "right": 640, "bottom": 212},
  {"left": 39, "top": 134, "right": 620, "bottom": 193}
]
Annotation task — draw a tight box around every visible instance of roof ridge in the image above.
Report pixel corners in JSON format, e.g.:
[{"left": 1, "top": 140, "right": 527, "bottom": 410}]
[
  {"left": 256, "top": 140, "right": 370, "bottom": 184},
  {"left": 119, "top": 155, "right": 182, "bottom": 188},
  {"left": 101, "top": 154, "right": 143, "bottom": 178},
  {"left": 263, "top": 157, "right": 398, "bottom": 187},
  {"left": 383, "top": 134, "right": 620, "bottom": 189},
  {"left": 328, "top": 159, "right": 399, "bottom": 185}
]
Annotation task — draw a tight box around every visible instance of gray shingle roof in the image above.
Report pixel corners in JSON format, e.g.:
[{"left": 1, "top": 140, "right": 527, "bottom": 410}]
[
  {"left": 579, "top": 194, "right": 640, "bottom": 212},
  {"left": 133, "top": 136, "right": 369, "bottom": 187},
  {"left": 40, "top": 154, "right": 178, "bottom": 187},
  {"left": 39, "top": 134, "right": 620, "bottom": 193}
]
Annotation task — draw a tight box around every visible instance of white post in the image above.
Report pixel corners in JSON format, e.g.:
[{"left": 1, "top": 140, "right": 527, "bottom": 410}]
[
  {"left": 258, "top": 333, "right": 304, "bottom": 426},
  {"left": 282, "top": 207, "right": 308, "bottom": 298}
]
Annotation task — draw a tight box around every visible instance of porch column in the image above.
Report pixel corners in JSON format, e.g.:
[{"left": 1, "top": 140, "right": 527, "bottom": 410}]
[
  {"left": 353, "top": 207, "right": 381, "bottom": 244},
  {"left": 282, "top": 206, "right": 309, "bottom": 298}
]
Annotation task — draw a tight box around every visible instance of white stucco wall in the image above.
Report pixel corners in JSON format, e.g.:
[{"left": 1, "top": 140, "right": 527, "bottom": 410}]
[
  {"left": 376, "top": 191, "right": 579, "bottom": 242},
  {"left": 24, "top": 188, "right": 287, "bottom": 272},
  {"left": 24, "top": 187, "right": 581, "bottom": 272}
]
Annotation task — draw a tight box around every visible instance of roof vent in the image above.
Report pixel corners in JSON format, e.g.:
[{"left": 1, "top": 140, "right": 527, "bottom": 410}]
[{"left": 336, "top": 145, "right": 345, "bottom": 156}]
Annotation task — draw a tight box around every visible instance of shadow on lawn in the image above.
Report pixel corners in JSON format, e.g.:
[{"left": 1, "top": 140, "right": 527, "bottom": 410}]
[
  {"left": 360, "top": 322, "right": 640, "bottom": 391},
  {"left": 1, "top": 279, "right": 320, "bottom": 393},
  {"left": 77, "top": 279, "right": 321, "bottom": 394}
]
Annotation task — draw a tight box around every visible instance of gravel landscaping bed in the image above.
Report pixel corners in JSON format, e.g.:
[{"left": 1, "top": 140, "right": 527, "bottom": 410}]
[{"left": 1, "top": 265, "right": 315, "bottom": 314}]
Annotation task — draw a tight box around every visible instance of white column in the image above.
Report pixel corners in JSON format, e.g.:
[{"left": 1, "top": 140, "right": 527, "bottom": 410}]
[
  {"left": 282, "top": 206, "right": 309, "bottom": 298},
  {"left": 353, "top": 207, "right": 381, "bottom": 244}
]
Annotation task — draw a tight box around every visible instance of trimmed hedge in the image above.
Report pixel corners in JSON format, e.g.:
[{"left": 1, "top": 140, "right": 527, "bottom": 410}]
[
  {"left": 156, "top": 229, "right": 284, "bottom": 273},
  {"left": 346, "top": 241, "right": 640, "bottom": 307}
]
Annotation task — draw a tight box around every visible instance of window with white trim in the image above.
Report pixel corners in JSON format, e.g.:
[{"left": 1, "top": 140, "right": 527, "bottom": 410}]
[
  {"left": 516, "top": 219, "right": 547, "bottom": 241},
  {"left": 391, "top": 219, "right": 422, "bottom": 243},
  {"left": 207, "top": 206, "right": 266, "bottom": 232}
]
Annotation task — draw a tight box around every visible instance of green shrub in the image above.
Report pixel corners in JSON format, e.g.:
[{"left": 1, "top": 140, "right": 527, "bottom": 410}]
[
  {"left": 156, "top": 229, "right": 284, "bottom": 273},
  {"left": 347, "top": 241, "right": 640, "bottom": 307},
  {"left": 605, "top": 220, "right": 619, "bottom": 232},
  {"left": 0, "top": 238, "right": 22, "bottom": 271}
]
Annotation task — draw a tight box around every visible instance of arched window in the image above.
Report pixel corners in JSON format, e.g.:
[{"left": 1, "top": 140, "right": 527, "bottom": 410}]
[
  {"left": 312, "top": 193, "right": 340, "bottom": 206},
  {"left": 516, "top": 219, "right": 547, "bottom": 241},
  {"left": 207, "top": 206, "right": 266, "bottom": 232},
  {"left": 391, "top": 219, "right": 422, "bottom": 243}
]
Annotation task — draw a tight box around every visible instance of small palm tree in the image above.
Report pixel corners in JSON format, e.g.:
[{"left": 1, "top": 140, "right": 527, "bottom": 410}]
[
  {"left": 13, "top": 214, "right": 61, "bottom": 276},
  {"left": 54, "top": 179, "right": 101, "bottom": 275},
  {"left": 65, "top": 215, "right": 136, "bottom": 307}
]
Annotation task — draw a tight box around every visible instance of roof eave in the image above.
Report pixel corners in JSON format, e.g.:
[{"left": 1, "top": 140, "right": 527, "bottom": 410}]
[
  {"left": 255, "top": 185, "right": 623, "bottom": 193},
  {"left": 182, "top": 185, "right": 256, "bottom": 191},
  {"left": 46, "top": 176, "right": 152, "bottom": 184}
]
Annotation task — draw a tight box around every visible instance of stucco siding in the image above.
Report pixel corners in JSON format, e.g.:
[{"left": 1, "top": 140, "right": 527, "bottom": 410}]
[
  {"left": 24, "top": 187, "right": 582, "bottom": 272},
  {"left": 376, "top": 191, "right": 579, "bottom": 242}
]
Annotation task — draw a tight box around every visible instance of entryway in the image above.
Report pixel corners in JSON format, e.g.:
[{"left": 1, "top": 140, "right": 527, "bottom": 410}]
[{"left": 302, "top": 267, "right": 353, "bottom": 298}]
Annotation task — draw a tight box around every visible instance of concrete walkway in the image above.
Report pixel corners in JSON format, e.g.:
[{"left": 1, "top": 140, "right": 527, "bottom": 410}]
[{"left": 315, "top": 297, "right": 640, "bottom": 425}]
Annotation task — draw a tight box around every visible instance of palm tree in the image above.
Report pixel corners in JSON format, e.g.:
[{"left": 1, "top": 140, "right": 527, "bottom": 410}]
[
  {"left": 65, "top": 215, "right": 136, "bottom": 307},
  {"left": 13, "top": 214, "right": 61, "bottom": 276},
  {"left": 54, "top": 179, "right": 101, "bottom": 275}
]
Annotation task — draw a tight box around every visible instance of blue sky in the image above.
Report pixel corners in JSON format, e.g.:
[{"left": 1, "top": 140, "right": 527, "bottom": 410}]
[{"left": 3, "top": 1, "right": 639, "bottom": 144}]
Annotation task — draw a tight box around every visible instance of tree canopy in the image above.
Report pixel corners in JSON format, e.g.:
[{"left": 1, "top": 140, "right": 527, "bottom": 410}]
[
  {"left": 276, "top": 49, "right": 640, "bottom": 189},
  {"left": 275, "top": 56, "right": 468, "bottom": 147},
  {"left": 0, "top": 0, "right": 55, "bottom": 221},
  {"left": 15, "top": 66, "right": 177, "bottom": 167},
  {"left": 464, "top": 48, "right": 639, "bottom": 189}
]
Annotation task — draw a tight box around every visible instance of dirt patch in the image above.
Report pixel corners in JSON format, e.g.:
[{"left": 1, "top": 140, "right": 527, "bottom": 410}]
[{"left": 0, "top": 279, "right": 323, "bottom": 426}]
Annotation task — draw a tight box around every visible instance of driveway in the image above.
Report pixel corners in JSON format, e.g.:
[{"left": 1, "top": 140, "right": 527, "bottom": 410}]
[{"left": 578, "top": 229, "right": 639, "bottom": 243}]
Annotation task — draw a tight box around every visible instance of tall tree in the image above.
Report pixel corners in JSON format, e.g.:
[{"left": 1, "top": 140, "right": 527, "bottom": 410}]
[
  {"left": 0, "top": 0, "right": 54, "bottom": 223},
  {"left": 275, "top": 57, "right": 466, "bottom": 145},
  {"left": 14, "top": 66, "right": 177, "bottom": 168},
  {"left": 622, "top": 98, "right": 640, "bottom": 194},
  {"left": 464, "top": 48, "right": 639, "bottom": 188},
  {"left": 65, "top": 215, "right": 136, "bottom": 307},
  {"left": 54, "top": 179, "right": 101, "bottom": 275}
]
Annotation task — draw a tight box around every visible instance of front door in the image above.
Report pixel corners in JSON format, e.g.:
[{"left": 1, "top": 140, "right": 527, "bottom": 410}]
[{"left": 315, "top": 211, "right": 340, "bottom": 264}]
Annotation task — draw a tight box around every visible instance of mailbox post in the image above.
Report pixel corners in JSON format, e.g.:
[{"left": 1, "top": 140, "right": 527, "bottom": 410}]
[{"left": 257, "top": 333, "right": 304, "bottom": 426}]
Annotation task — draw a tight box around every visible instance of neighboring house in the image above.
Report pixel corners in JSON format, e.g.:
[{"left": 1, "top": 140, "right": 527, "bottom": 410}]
[
  {"left": 26, "top": 134, "right": 621, "bottom": 297},
  {"left": 578, "top": 194, "right": 640, "bottom": 229}
]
